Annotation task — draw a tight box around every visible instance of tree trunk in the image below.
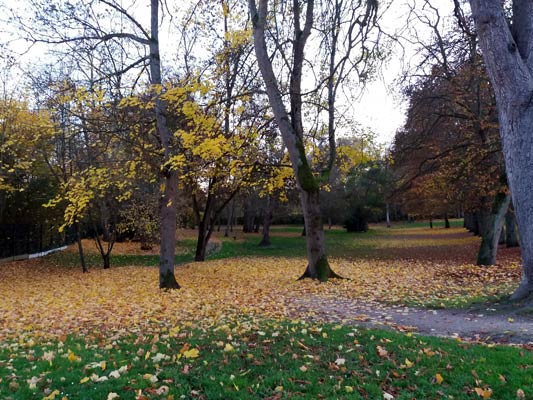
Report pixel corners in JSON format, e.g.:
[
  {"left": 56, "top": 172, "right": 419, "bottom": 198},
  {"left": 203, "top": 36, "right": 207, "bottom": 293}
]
[
  {"left": 444, "top": 213, "right": 450, "bottom": 229},
  {"left": 159, "top": 171, "right": 180, "bottom": 288},
  {"left": 298, "top": 190, "right": 341, "bottom": 281},
  {"left": 429, "top": 216, "right": 433, "bottom": 229},
  {"left": 505, "top": 206, "right": 519, "bottom": 248},
  {"left": 150, "top": 0, "right": 179, "bottom": 289},
  {"left": 224, "top": 199, "right": 234, "bottom": 237},
  {"left": 259, "top": 195, "right": 273, "bottom": 247},
  {"left": 195, "top": 220, "right": 209, "bottom": 261},
  {"left": 75, "top": 222, "right": 87, "bottom": 273},
  {"left": 476, "top": 194, "right": 510, "bottom": 266},
  {"left": 498, "top": 225, "right": 506, "bottom": 245},
  {"left": 250, "top": 0, "right": 340, "bottom": 281},
  {"left": 386, "top": 203, "right": 391, "bottom": 228},
  {"left": 470, "top": 0, "right": 533, "bottom": 300}
]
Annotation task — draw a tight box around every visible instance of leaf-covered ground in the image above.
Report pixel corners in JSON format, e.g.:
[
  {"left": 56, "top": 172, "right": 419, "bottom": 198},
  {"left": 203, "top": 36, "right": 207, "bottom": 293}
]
[{"left": 0, "top": 223, "right": 530, "bottom": 399}]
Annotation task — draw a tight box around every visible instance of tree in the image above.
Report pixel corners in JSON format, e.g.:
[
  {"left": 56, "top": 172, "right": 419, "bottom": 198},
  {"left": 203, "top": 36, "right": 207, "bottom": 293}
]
[
  {"left": 248, "top": 0, "right": 379, "bottom": 281},
  {"left": 393, "top": 2, "right": 510, "bottom": 266},
  {"left": 468, "top": 1, "right": 533, "bottom": 301},
  {"left": 17, "top": 0, "right": 181, "bottom": 288}
]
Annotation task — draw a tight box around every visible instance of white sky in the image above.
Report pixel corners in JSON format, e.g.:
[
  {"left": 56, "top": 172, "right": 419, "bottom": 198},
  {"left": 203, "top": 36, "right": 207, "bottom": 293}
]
[
  {"left": 352, "top": 0, "right": 455, "bottom": 146},
  {"left": 1, "top": 0, "right": 455, "bottom": 147}
]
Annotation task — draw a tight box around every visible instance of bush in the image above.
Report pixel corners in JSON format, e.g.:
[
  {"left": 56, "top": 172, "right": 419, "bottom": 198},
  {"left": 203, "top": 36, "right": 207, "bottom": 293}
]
[{"left": 344, "top": 206, "right": 369, "bottom": 232}]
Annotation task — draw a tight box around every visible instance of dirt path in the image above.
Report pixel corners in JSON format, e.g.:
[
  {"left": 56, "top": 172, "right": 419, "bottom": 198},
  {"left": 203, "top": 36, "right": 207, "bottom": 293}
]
[{"left": 288, "top": 296, "right": 533, "bottom": 345}]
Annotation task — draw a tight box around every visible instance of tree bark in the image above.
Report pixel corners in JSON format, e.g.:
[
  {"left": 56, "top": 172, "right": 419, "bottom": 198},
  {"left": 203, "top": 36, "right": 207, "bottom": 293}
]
[
  {"left": 298, "top": 190, "right": 342, "bottom": 281},
  {"left": 469, "top": 0, "right": 533, "bottom": 300},
  {"left": 150, "top": 0, "right": 179, "bottom": 289},
  {"left": 74, "top": 222, "right": 88, "bottom": 273},
  {"left": 224, "top": 199, "right": 234, "bottom": 237},
  {"left": 259, "top": 194, "right": 273, "bottom": 247},
  {"left": 505, "top": 205, "right": 519, "bottom": 248},
  {"left": 476, "top": 194, "right": 510, "bottom": 266},
  {"left": 444, "top": 213, "right": 450, "bottom": 229},
  {"left": 386, "top": 203, "right": 391, "bottom": 228},
  {"left": 249, "top": 0, "right": 340, "bottom": 280}
]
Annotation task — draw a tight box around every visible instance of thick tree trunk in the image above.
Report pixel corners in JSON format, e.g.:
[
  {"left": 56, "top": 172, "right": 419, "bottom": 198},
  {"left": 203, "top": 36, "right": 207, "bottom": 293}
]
[
  {"left": 505, "top": 206, "right": 519, "bottom": 248},
  {"left": 470, "top": 0, "right": 533, "bottom": 300},
  {"left": 444, "top": 213, "right": 450, "bottom": 229},
  {"left": 498, "top": 226, "right": 506, "bottom": 245},
  {"left": 476, "top": 194, "right": 510, "bottom": 266},
  {"left": 429, "top": 216, "right": 433, "bottom": 229},
  {"left": 298, "top": 190, "right": 341, "bottom": 281},
  {"left": 385, "top": 203, "right": 391, "bottom": 228}
]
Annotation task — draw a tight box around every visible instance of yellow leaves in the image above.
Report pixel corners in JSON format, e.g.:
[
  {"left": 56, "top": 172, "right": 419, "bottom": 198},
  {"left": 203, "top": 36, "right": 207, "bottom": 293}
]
[
  {"left": 223, "top": 343, "right": 235, "bottom": 353},
  {"left": 67, "top": 349, "right": 80, "bottom": 362},
  {"left": 401, "top": 358, "right": 414, "bottom": 368},
  {"left": 42, "top": 389, "right": 60, "bottom": 400},
  {"left": 183, "top": 348, "right": 200, "bottom": 359},
  {"left": 435, "top": 373, "right": 444, "bottom": 385},
  {"left": 79, "top": 376, "right": 90, "bottom": 384},
  {"left": 106, "top": 393, "right": 120, "bottom": 400},
  {"left": 344, "top": 385, "right": 354, "bottom": 393},
  {"left": 474, "top": 387, "right": 493, "bottom": 399}
]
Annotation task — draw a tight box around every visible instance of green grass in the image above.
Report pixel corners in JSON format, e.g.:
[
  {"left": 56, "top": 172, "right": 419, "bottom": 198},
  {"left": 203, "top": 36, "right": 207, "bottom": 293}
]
[
  {"left": 44, "top": 221, "right": 469, "bottom": 268},
  {"left": 390, "top": 218, "right": 465, "bottom": 230},
  {"left": 1, "top": 320, "right": 530, "bottom": 400}
]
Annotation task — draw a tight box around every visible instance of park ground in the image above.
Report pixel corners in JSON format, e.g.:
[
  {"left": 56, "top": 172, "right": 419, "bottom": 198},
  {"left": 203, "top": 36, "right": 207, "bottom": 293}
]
[{"left": 0, "top": 221, "right": 531, "bottom": 399}]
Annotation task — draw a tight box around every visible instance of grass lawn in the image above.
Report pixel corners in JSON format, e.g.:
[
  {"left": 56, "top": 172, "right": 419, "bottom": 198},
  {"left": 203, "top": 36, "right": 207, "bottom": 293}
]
[{"left": 0, "top": 222, "right": 529, "bottom": 399}]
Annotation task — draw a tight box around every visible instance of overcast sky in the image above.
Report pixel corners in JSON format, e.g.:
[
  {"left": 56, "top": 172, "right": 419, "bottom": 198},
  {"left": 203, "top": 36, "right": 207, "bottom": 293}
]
[
  {"left": 0, "top": 0, "right": 455, "bottom": 147},
  {"left": 351, "top": 0, "right": 455, "bottom": 145}
]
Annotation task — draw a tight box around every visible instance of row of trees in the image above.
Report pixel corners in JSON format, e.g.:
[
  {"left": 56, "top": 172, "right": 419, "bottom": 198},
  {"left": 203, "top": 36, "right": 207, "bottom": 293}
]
[{"left": 1, "top": 0, "right": 531, "bottom": 301}]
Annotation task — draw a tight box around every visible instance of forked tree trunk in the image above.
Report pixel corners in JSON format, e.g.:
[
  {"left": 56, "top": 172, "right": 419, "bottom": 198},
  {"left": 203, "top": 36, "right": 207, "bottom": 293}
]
[
  {"left": 250, "top": 0, "right": 340, "bottom": 281},
  {"left": 476, "top": 194, "right": 510, "bottom": 266}
]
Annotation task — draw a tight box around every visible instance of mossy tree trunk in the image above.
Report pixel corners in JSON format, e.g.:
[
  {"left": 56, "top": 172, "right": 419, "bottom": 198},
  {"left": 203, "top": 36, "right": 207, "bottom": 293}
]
[
  {"left": 470, "top": 0, "right": 533, "bottom": 300},
  {"left": 298, "top": 188, "right": 341, "bottom": 281},
  {"left": 476, "top": 194, "right": 510, "bottom": 266}
]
